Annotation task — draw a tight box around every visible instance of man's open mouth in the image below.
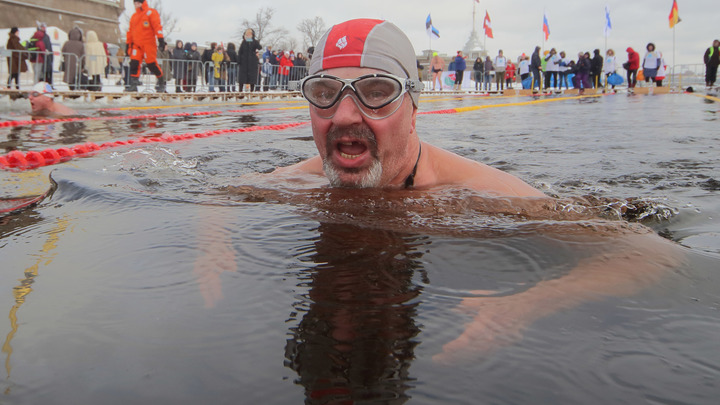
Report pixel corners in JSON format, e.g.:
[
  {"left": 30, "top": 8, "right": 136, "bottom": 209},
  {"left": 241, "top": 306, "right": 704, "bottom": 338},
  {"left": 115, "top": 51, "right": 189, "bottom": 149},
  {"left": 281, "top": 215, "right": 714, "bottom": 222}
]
[{"left": 337, "top": 140, "right": 368, "bottom": 160}]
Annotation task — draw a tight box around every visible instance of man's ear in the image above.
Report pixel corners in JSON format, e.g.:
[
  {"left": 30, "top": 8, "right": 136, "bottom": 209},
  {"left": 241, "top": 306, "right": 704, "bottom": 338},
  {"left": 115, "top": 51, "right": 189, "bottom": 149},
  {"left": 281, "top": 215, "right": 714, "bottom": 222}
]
[{"left": 410, "top": 105, "right": 418, "bottom": 134}]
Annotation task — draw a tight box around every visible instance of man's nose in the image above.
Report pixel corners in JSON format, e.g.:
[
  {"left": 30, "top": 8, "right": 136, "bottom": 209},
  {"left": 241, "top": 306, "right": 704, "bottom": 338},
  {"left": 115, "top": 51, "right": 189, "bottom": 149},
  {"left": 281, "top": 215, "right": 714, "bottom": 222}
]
[{"left": 331, "top": 93, "right": 363, "bottom": 126}]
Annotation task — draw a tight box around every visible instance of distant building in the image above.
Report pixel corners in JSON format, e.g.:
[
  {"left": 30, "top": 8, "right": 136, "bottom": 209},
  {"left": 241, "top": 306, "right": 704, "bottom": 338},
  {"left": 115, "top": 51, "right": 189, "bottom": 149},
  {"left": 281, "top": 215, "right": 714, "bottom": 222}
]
[
  {"left": 462, "top": 28, "right": 486, "bottom": 62},
  {"left": 0, "top": 0, "right": 125, "bottom": 44}
]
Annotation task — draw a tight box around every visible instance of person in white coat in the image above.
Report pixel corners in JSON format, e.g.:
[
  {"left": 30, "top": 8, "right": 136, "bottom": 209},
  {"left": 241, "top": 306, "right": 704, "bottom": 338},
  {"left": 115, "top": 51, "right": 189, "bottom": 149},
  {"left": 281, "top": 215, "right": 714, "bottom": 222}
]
[
  {"left": 85, "top": 30, "right": 107, "bottom": 91},
  {"left": 642, "top": 42, "right": 662, "bottom": 87},
  {"left": 604, "top": 49, "right": 617, "bottom": 89}
]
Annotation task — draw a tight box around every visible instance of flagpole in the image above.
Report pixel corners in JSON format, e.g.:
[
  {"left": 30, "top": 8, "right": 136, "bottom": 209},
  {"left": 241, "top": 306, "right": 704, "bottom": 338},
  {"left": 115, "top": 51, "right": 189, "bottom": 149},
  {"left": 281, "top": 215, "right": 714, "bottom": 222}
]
[
  {"left": 538, "top": 7, "right": 550, "bottom": 93},
  {"left": 472, "top": 1, "right": 476, "bottom": 32},
  {"left": 603, "top": 6, "right": 608, "bottom": 92},
  {"left": 672, "top": 25, "right": 676, "bottom": 89},
  {"left": 428, "top": 36, "right": 432, "bottom": 90},
  {"left": 483, "top": 8, "right": 487, "bottom": 55},
  {"left": 542, "top": 9, "right": 545, "bottom": 57}
]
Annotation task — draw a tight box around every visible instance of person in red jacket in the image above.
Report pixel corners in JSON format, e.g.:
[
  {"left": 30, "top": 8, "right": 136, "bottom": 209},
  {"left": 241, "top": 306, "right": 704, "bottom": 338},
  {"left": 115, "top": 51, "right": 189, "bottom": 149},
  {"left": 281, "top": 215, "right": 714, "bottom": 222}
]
[
  {"left": 625, "top": 47, "right": 640, "bottom": 89},
  {"left": 505, "top": 59, "right": 516, "bottom": 89},
  {"left": 279, "top": 51, "right": 293, "bottom": 90},
  {"left": 126, "top": 0, "right": 166, "bottom": 92}
]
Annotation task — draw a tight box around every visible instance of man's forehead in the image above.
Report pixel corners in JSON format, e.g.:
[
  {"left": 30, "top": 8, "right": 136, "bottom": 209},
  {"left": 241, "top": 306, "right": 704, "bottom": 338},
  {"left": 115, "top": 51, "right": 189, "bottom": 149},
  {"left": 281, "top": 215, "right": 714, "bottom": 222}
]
[{"left": 318, "top": 66, "right": 389, "bottom": 78}]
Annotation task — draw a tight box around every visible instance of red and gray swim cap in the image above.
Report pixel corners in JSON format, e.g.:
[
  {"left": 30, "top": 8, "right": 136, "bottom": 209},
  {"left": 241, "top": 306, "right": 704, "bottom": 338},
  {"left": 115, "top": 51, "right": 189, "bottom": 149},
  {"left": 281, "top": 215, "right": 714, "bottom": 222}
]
[{"left": 309, "top": 19, "right": 422, "bottom": 107}]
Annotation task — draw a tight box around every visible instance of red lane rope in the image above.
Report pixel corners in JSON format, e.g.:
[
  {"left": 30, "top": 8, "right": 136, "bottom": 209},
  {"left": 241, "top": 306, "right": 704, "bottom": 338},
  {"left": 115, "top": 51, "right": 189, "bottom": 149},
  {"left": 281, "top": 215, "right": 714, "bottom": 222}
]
[
  {"left": 1, "top": 93, "right": 608, "bottom": 128},
  {"left": 1, "top": 93, "right": 613, "bottom": 171},
  {"left": 0, "top": 122, "right": 308, "bottom": 171},
  {"left": 0, "top": 110, "right": 231, "bottom": 128}
]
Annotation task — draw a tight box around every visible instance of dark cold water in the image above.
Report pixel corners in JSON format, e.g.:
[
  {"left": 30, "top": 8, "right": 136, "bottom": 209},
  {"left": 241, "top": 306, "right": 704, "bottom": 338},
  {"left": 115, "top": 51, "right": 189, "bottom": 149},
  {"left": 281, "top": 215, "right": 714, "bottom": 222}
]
[{"left": 0, "top": 93, "right": 719, "bottom": 404}]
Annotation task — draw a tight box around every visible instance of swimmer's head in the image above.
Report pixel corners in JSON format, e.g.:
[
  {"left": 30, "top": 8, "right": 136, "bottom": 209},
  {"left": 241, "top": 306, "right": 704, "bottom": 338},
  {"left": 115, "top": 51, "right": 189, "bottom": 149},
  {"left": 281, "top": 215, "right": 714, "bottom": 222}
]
[
  {"left": 31, "top": 82, "right": 53, "bottom": 98},
  {"left": 28, "top": 82, "right": 54, "bottom": 115},
  {"left": 308, "top": 19, "right": 423, "bottom": 107}
]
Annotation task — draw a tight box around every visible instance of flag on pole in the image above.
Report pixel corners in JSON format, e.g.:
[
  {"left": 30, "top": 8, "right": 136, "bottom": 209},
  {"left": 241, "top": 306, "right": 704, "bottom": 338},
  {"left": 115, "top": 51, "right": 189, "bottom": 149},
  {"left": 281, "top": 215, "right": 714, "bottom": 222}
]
[
  {"left": 426, "top": 14, "right": 440, "bottom": 39},
  {"left": 604, "top": 6, "right": 612, "bottom": 36},
  {"left": 483, "top": 11, "right": 493, "bottom": 39},
  {"left": 668, "top": 0, "right": 681, "bottom": 28},
  {"left": 542, "top": 13, "right": 550, "bottom": 41}
]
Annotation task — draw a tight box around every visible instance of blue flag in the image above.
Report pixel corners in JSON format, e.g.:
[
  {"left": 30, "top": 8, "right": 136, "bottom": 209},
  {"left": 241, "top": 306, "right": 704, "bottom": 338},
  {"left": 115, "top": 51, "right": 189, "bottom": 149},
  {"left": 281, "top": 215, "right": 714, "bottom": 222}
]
[
  {"left": 426, "top": 14, "right": 440, "bottom": 40},
  {"left": 604, "top": 6, "right": 612, "bottom": 36}
]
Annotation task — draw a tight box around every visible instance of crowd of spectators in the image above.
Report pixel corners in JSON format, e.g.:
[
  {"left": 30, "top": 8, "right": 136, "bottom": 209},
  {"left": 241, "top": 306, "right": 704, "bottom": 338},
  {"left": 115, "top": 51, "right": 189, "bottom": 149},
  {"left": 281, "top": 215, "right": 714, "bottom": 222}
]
[
  {"left": 5, "top": 21, "right": 313, "bottom": 93},
  {"left": 428, "top": 43, "right": 669, "bottom": 93},
  {"left": 6, "top": 19, "right": 706, "bottom": 94}
]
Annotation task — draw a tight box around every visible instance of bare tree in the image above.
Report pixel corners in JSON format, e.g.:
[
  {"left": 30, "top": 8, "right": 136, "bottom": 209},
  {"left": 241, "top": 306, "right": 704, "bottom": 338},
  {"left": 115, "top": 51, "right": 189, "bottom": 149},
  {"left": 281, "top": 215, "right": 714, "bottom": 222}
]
[
  {"left": 120, "top": 0, "right": 179, "bottom": 41},
  {"left": 238, "top": 7, "right": 289, "bottom": 49},
  {"left": 277, "top": 37, "right": 299, "bottom": 54},
  {"left": 297, "top": 17, "right": 326, "bottom": 50}
]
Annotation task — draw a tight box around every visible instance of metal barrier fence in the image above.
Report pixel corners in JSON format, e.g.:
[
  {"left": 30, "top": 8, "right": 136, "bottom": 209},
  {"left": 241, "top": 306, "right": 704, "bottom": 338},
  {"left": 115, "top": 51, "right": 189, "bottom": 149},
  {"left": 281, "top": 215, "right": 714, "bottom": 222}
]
[
  {"left": 8, "top": 47, "right": 708, "bottom": 93},
  {"left": 670, "top": 64, "right": 709, "bottom": 89},
  {"left": 2, "top": 47, "right": 310, "bottom": 93}
]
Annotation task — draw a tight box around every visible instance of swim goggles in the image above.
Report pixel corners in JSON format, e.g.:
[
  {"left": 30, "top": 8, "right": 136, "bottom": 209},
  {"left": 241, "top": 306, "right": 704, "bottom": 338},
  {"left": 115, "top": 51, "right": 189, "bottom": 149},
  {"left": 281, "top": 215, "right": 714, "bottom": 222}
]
[{"left": 298, "top": 73, "right": 423, "bottom": 120}]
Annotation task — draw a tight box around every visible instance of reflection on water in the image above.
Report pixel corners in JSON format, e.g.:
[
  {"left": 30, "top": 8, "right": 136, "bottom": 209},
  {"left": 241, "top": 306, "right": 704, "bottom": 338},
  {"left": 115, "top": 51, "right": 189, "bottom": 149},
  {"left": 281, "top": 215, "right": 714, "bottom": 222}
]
[
  {"left": 285, "top": 223, "right": 425, "bottom": 404},
  {"left": 2, "top": 213, "right": 68, "bottom": 384},
  {"left": 1, "top": 94, "right": 719, "bottom": 404}
]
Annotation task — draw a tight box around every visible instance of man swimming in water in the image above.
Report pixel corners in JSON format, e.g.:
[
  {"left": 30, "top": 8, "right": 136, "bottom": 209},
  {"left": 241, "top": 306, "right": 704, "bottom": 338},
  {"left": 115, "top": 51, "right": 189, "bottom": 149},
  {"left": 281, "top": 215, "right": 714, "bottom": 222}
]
[
  {"left": 28, "top": 82, "right": 76, "bottom": 117},
  {"left": 198, "top": 20, "right": 682, "bottom": 369},
  {"left": 276, "top": 19, "right": 545, "bottom": 198}
]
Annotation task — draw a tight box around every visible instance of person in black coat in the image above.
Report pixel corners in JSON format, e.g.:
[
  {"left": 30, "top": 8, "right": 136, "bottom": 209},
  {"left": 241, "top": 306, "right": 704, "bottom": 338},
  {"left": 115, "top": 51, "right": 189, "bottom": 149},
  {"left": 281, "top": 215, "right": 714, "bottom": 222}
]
[
  {"left": 202, "top": 42, "right": 216, "bottom": 89},
  {"left": 238, "top": 28, "right": 262, "bottom": 92},
  {"left": 292, "top": 52, "right": 307, "bottom": 81},
  {"left": 171, "top": 40, "right": 186, "bottom": 93},
  {"left": 226, "top": 42, "right": 238, "bottom": 92},
  {"left": 530, "top": 46, "right": 542, "bottom": 89},
  {"left": 704, "top": 39, "right": 720, "bottom": 87},
  {"left": 39, "top": 23, "right": 54, "bottom": 85},
  {"left": 590, "top": 49, "right": 603, "bottom": 88},
  {"left": 185, "top": 42, "right": 201, "bottom": 92}
]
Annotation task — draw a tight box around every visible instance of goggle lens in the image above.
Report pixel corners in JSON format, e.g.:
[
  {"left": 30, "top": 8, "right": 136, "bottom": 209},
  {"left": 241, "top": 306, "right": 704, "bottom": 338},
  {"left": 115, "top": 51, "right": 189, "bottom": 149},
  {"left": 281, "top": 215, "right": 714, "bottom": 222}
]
[
  {"left": 302, "top": 74, "right": 404, "bottom": 109},
  {"left": 354, "top": 77, "right": 402, "bottom": 108}
]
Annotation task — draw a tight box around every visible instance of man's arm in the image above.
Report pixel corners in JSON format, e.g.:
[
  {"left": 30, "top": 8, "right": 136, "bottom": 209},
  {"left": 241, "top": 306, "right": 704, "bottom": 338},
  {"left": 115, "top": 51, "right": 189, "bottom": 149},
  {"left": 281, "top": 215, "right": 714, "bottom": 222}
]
[
  {"left": 150, "top": 9, "right": 164, "bottom": 43},
  {"left": 434, "top": 229, "right": 683, "bottom": 364}
]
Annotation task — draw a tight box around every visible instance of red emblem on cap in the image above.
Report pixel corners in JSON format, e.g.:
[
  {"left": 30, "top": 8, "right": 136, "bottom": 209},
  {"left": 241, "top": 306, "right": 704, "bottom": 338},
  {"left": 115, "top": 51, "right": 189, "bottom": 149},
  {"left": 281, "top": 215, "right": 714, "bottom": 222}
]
[{"left": 322, "top": 19, "right": 383, "bottom": 70}]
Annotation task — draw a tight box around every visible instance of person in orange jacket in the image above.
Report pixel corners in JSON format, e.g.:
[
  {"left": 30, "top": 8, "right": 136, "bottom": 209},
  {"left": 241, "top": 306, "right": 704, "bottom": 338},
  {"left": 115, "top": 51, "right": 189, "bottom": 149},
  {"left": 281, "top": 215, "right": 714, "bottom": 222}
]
[{"left": 126, "top": 0, "right": 166, "bottom": 92}]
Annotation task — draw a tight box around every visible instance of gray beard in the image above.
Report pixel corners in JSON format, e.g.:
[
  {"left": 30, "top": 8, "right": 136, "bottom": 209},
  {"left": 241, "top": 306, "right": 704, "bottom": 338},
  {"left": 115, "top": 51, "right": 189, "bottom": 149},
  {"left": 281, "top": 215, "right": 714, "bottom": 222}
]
[
  {"left": 323, "top": 157, "right": 383, "bottom": 188},
  {"left": 322, "top": 124, "right": 382, "bottom": 188}
]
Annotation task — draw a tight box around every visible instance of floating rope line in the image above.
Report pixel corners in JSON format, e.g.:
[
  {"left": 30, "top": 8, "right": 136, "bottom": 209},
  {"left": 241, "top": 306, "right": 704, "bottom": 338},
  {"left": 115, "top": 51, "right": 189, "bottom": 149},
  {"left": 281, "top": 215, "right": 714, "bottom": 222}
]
[
  {"left": 0, "top": 92, "right": 623, "bottom": 171},
  {"left": 0, "top": 110, "right": 226, "bottom": 128},
  {"left": 0, "top": 122, "right": 309, "bottom": 171},
  {"left": 2, "top": 93, "right": 610, "bottom": 129},
  {"left": 96, "top": 99, "right": 307, "bottom": 111},
  {"left": 1, "top": 106, "right": 312, "bottom": 129},
  {"left": 686, "top": 92, "right": 720, "bottom": 103},
  {"left": 417, "top": 93, "right": 609, "bottom": 114}
]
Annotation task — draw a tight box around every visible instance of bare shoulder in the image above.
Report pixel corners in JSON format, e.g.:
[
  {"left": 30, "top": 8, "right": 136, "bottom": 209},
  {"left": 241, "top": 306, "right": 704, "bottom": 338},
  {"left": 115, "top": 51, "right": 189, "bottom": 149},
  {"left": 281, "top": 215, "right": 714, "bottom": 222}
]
[
  {"left": 272, "top": 155, "right": 323, "bottom": 175},
  {"left": 264, "top": 156, "right": 329, "bottom": 187},
  {"left": 420, "top": 143, "right": 546, "bottom": 197}
]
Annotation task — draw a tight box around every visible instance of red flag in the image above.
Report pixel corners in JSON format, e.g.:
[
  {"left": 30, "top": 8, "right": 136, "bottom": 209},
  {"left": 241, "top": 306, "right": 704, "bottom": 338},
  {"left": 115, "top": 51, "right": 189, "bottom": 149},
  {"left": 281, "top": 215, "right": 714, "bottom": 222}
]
[
  {"left": 542, "top": 13, "right": 550, "bottom": 41},
  {"left": 668, "top": 0, "right": 681, "bottom": 28},
  {"left": 483, "top": 11, "right": 493, "bottom": 39}
]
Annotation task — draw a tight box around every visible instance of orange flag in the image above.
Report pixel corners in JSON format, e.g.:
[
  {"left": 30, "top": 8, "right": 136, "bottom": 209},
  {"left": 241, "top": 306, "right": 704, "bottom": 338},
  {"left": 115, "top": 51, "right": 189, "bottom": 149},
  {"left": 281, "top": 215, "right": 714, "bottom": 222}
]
[{"left": 668, "top": 0, "right": 681, "bottom": 28}]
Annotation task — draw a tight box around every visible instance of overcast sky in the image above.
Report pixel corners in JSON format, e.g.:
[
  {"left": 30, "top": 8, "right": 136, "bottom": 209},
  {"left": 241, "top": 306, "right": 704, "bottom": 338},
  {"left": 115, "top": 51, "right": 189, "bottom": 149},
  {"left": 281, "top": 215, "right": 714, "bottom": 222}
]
[{"left": 124, "top": 0, "right": 716, "bottom": 67}]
